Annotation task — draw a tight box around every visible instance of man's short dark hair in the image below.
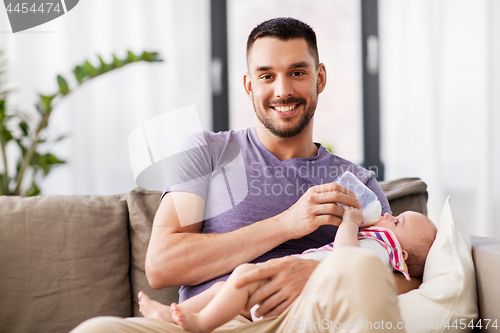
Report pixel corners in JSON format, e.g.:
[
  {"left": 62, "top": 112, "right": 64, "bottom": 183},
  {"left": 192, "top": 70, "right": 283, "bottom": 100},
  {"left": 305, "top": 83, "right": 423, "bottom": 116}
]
[{"left": 246, "top": 17, "right": 319, "bottom": 67}]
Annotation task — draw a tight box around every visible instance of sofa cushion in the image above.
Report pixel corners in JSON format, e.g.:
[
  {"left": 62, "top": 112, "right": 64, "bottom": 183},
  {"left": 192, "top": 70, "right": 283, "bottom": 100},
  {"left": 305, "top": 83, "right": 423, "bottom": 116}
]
[
  {"left": 127, "top": 187, "right": 180, "bottom": 316},
  {"left": 0, "top": 194, "right": 131, "bottom": 333},
  {"left": 397, "top": 197, "right": 478, "bottom": 333}
]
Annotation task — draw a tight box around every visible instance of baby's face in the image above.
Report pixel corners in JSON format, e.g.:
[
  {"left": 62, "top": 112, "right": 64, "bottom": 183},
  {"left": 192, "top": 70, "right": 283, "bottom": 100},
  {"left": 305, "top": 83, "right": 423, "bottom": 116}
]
[{"left": 373, "top": 211, "right": 436, "bottom": 250}]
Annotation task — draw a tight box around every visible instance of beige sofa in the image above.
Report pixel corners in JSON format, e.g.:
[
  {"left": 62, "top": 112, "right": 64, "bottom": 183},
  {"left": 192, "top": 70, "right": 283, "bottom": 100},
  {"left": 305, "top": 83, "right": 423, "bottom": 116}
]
[{"left": 0, "top": 179, "right": 498, "bottom": 333}]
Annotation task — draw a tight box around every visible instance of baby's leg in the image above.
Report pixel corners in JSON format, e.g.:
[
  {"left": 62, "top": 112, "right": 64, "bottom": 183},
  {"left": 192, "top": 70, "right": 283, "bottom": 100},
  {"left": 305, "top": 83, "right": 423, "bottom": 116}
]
[
  {"left": 138, "top": 291, "right": 174, "bottom": 323},
  {"left": 172, "top": 263, "right": 267, "bottom": 333},
  {"left": 138, "top": 282, "right": 224, "bottom": 323},
  {"left": 178, "top": 281, "right": 225, "bottom": 313}
]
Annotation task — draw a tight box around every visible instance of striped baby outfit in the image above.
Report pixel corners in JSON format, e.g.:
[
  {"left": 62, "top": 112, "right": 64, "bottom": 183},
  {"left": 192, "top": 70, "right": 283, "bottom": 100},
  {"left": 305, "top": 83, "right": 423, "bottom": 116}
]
[{"left": 298, "top": 226, "right": 411, "bottom": 280}]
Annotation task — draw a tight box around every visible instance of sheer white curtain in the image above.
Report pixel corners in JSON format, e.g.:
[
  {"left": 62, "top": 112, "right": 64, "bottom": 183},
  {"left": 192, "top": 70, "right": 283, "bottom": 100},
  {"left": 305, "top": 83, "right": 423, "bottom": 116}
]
[
  {"left": 0, "top": 0, "right": 212, "bottom": 195},
  {"left": 379, "top": 0, "right": 500, "bottom": 238}
]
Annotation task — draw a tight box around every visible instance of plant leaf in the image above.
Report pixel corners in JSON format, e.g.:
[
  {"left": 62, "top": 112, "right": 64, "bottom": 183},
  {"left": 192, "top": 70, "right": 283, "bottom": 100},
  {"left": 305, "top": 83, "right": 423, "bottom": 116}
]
[
  {"left": 0, "top": 173, "right": 12, "bottom": 195},
  {"left": 39, "top": 94, "right": 57, "bottom": 112},
  {"left": 0, "top": 98, "right": 6, "bottom": 118},
  {"left": 126, "top": 50, "right": 139, "bottom": 64},
  {"left": 35, "top": 102, "right": 45, "bottom": 115},
  {"left": 141, "top": 51, "right": 163, "bottom": 62},
  {"left": 112, "top": 55, "right": 124, "bottom": 69},
  {"left": 26, "top": 181, "right": 40, "bottom": 197},
  {"left": 0, "top": 100, "right": 13, "bottom": 144},
  {"left": 0, "top": 125, "right": 12, "bottom": 144},
  {"left": 54, "top": 134, "right": 68, "bottom": 142},
  {"left": 97, "top": 55, "right": 108, "bottom": 74},
  {"left": 9, "top": 49, "right": 163, "bottom": 196},
  {"left": 19, "top": 120, "right": 29, "bottom": 136},
  {"left": 15, "top": 138, "right": 27, "bottom": 152},
  {"left": 47, "top": 153, "right": 65, "bottom": 165},
  {"left": 34, "top": 152, "right": 65, "bottom": 176},
  {"left": 73, "top": 65, "right": 85, "bottom": 83},
  {"left": 83, "top": 61, "right": 97, "bottom": 78},
  {"left": 57, "top": 75, "right": 70, "bottom": 95}
]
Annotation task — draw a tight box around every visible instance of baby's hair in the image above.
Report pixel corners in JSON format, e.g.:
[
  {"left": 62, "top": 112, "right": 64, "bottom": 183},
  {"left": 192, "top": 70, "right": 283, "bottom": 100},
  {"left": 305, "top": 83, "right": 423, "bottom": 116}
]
[{"left": 405, "top": 214, "right": 437, "bottom": 279}]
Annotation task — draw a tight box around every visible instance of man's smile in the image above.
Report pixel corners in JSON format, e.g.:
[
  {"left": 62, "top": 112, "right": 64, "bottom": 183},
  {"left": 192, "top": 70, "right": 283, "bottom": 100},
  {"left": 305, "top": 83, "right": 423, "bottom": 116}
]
[{"left": 272, "top": 104, "right": 299, "bottom": 112}]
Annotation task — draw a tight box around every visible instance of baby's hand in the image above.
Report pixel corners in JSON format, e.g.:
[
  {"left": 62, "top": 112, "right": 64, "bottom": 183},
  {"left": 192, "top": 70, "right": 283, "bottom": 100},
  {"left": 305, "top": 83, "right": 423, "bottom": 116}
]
[{"left": 342, "top": 206, "right": 364, "bottom": 227}]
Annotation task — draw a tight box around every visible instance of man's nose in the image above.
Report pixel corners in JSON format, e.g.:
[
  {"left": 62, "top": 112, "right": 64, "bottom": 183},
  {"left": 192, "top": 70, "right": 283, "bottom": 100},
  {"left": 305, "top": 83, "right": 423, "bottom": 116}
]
[{"left": 274, "top": 76, "right": 294, "bottom": 98}]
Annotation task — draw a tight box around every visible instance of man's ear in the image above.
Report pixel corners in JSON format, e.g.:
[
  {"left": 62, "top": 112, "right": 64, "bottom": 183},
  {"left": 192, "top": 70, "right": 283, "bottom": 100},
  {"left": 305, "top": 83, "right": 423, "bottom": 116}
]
[
  {"left": 317, "top": 63, "right": 327, "bottom": 94},
  {"left": 243, "top": 73, "right": 253, "bottom": 99},
  {"left": 401, "top": 249, "right": 408, "bottom": 261}
]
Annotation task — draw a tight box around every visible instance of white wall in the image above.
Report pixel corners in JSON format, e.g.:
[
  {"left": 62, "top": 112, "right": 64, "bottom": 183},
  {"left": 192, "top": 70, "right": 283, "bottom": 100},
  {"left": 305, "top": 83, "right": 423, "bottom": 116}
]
[{"left": 0, "top": 0, "right": 212, "bottom": 195}]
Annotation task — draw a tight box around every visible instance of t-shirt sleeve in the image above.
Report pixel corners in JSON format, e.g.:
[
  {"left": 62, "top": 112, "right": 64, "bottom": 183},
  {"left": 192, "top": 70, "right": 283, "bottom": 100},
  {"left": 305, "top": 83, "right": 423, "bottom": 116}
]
[{"left": 160, "top": 131, "right": 212, "bottom": 201}]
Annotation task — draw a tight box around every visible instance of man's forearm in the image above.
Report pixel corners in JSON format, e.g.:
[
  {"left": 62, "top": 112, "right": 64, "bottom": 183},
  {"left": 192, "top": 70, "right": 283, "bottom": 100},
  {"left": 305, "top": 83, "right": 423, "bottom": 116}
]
[{"left": 145, "top": 214, "right": 291, "bottom": 288}]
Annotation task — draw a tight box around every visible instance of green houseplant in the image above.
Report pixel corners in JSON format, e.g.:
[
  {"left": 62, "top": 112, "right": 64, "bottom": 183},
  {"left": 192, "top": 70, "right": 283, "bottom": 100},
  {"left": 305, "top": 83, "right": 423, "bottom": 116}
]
[{"left": 0, "top": 50, "right": 162, "bottom": 196}]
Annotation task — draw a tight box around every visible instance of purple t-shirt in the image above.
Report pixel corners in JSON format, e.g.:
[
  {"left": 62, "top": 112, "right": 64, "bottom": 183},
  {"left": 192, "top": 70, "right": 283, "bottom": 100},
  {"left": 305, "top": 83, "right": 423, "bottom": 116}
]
[{"left": 164, "top": 127, "right": 390, "bottom": 302}]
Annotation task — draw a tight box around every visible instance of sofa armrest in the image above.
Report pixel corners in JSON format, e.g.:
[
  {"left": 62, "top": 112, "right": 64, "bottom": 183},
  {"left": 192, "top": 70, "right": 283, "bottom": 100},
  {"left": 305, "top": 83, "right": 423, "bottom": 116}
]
[{"left": 471, "top": 235, "right": 500, "bottom": 332}]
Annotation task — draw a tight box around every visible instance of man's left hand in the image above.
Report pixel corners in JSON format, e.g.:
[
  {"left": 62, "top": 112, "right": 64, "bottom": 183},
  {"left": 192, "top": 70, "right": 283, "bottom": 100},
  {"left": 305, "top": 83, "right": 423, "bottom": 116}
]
[{"left": 234, "top": 256, "right": 319, "bottom": 318}]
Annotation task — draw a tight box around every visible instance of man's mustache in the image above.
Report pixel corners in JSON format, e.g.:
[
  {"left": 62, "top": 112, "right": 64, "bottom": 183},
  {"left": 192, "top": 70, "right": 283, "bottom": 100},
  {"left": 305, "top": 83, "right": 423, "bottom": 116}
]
[{"left": 263, "top": 97, "right": 307, "bottom": 108}]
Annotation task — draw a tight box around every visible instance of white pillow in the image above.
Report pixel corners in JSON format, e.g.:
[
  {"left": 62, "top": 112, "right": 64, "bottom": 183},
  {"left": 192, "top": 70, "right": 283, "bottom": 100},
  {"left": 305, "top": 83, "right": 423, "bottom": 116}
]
[{"left": 397, "top": 197, "right": 478, "bottom": 333}]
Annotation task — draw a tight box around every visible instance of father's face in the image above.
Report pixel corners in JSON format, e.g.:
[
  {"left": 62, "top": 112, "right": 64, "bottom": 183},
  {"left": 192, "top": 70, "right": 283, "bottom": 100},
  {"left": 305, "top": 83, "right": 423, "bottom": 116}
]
[{"left": 244, "top": 37, "right": 326, "bottom": 138}]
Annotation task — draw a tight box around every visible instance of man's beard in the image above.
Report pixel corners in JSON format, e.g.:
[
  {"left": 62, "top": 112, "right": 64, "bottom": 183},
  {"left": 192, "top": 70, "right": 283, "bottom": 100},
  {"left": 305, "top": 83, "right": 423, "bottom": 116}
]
[{"left": 253, "top": 95, "right": 317, "bottom": 138}]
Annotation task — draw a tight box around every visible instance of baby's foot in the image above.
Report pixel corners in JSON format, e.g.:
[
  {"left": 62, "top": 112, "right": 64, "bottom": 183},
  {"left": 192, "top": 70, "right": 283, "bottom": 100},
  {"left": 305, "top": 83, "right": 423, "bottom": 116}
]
[
  {"left": 171, "top": 302, "right": 207, "bottom": 333},
  {"left": 138, "top": 291, "right": 174, "bottom": 323}
]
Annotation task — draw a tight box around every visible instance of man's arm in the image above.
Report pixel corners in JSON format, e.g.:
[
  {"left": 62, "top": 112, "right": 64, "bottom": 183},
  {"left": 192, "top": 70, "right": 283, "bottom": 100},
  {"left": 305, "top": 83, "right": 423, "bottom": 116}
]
[
  {"left": 393, "top": 272, "right": 422, "bottom": 294},
  {"left": 145, "top": 182, "right": 360, "bottom": 289},
  {"left": 146, "top": 191, "right": 292, "bottom": 288}
]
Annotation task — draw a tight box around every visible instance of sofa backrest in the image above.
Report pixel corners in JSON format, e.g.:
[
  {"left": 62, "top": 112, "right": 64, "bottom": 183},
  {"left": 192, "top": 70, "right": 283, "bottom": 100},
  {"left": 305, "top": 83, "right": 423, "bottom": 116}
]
[
  {"left": 126, "top": 187, "right": 180, "bottom": 317},
  {"left": 0, "top": 194, "right": 132, "bottom": 333},
  {"left": 379, "top": 177, "right": 429, "bottom": 216}
]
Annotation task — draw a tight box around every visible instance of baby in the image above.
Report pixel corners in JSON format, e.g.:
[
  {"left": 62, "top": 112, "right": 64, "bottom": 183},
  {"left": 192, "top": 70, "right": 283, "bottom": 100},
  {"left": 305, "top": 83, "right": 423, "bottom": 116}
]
[{"left": 138, "top": 207, "right": 437, "bottom": 333}]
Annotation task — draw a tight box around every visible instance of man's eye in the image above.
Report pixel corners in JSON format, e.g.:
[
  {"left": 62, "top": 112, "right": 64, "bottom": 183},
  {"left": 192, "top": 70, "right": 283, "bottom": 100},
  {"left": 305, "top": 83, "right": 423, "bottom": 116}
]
[
  {"left": 292, "top": 71, "right": 305, "bottom": 77},
  {"left": 260, "top": 74, "right": 273, "bottom": 80}
]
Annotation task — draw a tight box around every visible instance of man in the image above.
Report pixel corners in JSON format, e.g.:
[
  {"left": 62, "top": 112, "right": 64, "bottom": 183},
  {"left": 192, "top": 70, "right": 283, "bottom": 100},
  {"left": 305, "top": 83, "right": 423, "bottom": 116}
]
[{"left": 72, "top": 17, "right": 416, "bottom": 333}]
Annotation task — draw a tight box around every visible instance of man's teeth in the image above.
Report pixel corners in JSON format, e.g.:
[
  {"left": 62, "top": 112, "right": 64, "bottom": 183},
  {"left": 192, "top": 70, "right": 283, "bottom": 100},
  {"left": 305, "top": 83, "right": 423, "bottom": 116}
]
[{"left": 274, "top": 105, "right": 297, "bottom": 112}]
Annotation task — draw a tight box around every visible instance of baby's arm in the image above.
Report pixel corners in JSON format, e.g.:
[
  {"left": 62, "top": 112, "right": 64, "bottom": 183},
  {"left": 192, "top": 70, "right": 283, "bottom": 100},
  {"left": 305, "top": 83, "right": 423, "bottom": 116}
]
[{"left": 334, "top": 206, "right": 364, "bottom": 248}]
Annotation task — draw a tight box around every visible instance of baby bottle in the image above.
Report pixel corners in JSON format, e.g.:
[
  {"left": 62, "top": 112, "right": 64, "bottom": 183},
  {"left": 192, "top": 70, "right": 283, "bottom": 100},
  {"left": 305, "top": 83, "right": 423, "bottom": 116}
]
[{"left": 334, "top": 171, "right": 382, "bottom": 227}]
